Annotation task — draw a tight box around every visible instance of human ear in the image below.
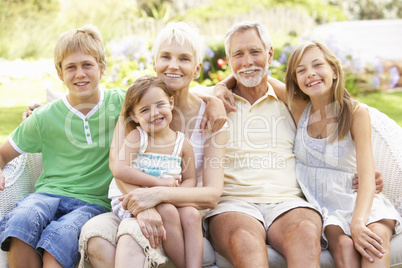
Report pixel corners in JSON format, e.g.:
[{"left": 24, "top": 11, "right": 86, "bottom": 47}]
[
  {"left": 169, "top": 96, "right": 174, "bottom": 110},
  {"left": 57, "top": 70, "right": 64, "bottom": 81},
  {"left": 193, "top": 63, "right": 202, "bottom": 78},
  {"left": 227, "top": 55, "right": 233, "bottom": 71},
  {"left": 268, "top": 46, "right": 274, "bottom": 64},
  {"left": 100, "top": 65, "right": 106, "bottom": 76}
]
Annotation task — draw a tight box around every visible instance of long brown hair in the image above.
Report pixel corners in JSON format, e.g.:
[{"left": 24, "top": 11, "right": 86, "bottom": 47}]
[
  {"left": 122, "top": 75, "right": 172, "bottom": 134},
  {"left": 285, "top": 41, "right": 358, "bottom": 141}
]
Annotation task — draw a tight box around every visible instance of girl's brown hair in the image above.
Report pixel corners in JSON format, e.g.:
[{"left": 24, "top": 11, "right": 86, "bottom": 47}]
[
  {"left": 122, "top": 75, "right": 172, "bottom": 134},
  {"left": 285, "top": 41, "right": 358, "bottom": 141}
]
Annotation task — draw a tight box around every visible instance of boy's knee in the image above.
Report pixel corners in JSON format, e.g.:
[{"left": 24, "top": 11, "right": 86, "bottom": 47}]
[{"left": 7, "top": 206, "right": 47, "bottom": 229}]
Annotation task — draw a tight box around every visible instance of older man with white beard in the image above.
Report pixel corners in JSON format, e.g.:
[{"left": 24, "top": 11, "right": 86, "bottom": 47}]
[{"left": 203, "top": 21, "right": 323, "bottom": 267}]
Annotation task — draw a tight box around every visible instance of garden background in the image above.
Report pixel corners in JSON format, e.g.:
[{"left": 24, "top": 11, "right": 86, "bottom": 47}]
[{"left": 1, "top": 0, "right": 402, "bottom": 143}]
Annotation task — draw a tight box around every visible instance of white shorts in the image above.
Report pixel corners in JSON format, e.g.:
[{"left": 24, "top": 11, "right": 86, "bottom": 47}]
[
  {"left": 203, "top": 198, "right": 320, "bottom": 235},
  {"left": 78, "top": 212, "right": 168, "bottom": 268}
]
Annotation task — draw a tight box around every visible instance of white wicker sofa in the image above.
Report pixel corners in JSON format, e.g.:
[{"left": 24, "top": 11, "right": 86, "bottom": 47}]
[{"left": 1, "top": 106, "right": 402, "bottom": 268}]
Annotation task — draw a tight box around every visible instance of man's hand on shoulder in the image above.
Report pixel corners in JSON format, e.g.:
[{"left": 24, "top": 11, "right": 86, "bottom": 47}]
[
  {"left": 201, "top": 95, "right": 227, "bottom": 133},
  {"left": 213, "top": 82, "right": 236, "bottom": 114},
  {"left": 22, "top": 103, "right": 41, "bottom": 121}
]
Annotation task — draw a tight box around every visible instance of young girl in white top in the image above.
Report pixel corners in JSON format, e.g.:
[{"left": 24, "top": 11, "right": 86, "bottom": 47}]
[
  {"left": 109, "top": 75, "right": 202, "bottom": 268},
  {"left": 280, "top": 40, "right": 402, "bottom": 267}
]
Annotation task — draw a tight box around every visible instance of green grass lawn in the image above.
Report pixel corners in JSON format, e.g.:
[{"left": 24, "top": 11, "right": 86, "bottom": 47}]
[
  {"left": 356, "top": 91, "right": 402, "bottom": 126},
  {"left": 0, "top": 90, "right": 401, "bottom": 144},
  {"left": 0, "top": 106, "right": 26, "bottom": 143}
]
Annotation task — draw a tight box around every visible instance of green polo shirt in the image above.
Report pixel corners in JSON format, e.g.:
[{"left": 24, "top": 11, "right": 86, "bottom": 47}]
[{"left": 10, "top": 88, "right": 126, "bottom": 210}]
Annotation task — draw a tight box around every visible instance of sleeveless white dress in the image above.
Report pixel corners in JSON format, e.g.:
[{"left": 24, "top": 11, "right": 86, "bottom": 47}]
[
  {"left": 110, "top": 126, "right": 185, "bottom": 219},
  {"left": 294, "top": 102, "right": 402, "bottom": 248}
]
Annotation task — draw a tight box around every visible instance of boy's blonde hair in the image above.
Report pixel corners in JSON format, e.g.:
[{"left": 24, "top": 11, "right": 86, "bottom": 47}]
[
  {"left": 285, "top": 40, "right": 358, "bottom": 141},
  {"left": 54, "top": 25, "right": 107, "bottom": 74}
]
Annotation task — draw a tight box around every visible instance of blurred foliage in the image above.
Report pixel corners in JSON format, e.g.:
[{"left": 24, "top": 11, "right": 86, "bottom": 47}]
[
  {"left": 0, "top": 0, "right": 345, "bottom": 59},
  {"left": 1, "top": 0, "right": 402, "bottom": 144},
  {"left": 1, "top": 0, "right": 401, "bottom": 95},
  {"left": 137, "top": 0, "right": 172, "bottom": 20},
  {"left": 328, "top": 0, "right": 402, "bottom": 20},
  {"left": 182, "top": 0, "right": 346, "bottom": 23},
  {"left": 0, "top": 105, "right": 26, "bottom": 144},
  {"left": 0, "top": 0, "right": 58, "bottom": 20},
  {"left": 0, "top": 0, "right": 59, "bottom": 59}
]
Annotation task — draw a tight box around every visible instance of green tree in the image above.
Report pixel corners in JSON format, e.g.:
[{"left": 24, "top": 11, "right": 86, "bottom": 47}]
[
  {"left": 0, "top": 0, "right": 58, "bottom": 21},
  {"left": 328, "top": 0, "right": 402, "bottom": 20}
]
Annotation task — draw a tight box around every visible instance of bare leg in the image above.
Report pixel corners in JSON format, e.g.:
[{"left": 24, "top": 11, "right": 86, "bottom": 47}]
[
  {"left": 209, "top": 212, "right": 268, "bottom": 268},
  {"left": 325, "top": 225, "right": 360, "bottom": 268},
  {"left": 87, "top": 237, "right": 116, "bottom": 268},
  {"left": 115, "top": 235, "right": 146, "bottom": 268},
  {"left": 267, "top": 207, "right": 321, "bottom": 268},
  {"left": 8, "top": 237, "right": 41, "bottom": 268},
  {"left": 362, "top": 219, "right": 394, "bottom": 268},
  {"left": 178, "top": 206, "right": 203, "bottom": 268},
  {"left": 42, "top": 251, "right": 63, "bottom": 268},
  {"left": 156, "top": 203, "right": 186, "bottom": 268}
]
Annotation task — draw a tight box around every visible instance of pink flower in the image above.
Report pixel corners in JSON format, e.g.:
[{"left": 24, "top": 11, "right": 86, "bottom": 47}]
[{"left": 217, "top": 58, "right": 226, "bottom": 67}]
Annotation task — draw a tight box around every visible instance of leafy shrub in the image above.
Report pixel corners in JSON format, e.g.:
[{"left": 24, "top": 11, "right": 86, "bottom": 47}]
[
  {"left": 100, "top": 30, "right": 401, "bottom": 96},
  {"left": 328, "top": 0, "right": 402, "bottom": 20}
]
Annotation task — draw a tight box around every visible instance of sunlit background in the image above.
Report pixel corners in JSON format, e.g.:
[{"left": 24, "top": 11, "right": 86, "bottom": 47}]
[{"left": 1, "top": 0, "right": 402, "bottom": 142}]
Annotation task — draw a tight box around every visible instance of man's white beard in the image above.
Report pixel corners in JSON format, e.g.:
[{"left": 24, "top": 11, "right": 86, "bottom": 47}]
[{"left": 233, "top": 62, "right": 269, "bottom": 88}]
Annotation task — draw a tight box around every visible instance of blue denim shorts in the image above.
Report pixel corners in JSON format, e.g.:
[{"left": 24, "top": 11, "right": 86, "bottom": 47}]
[{"left": 0, "top": 192, "right": 107, "bottom": 268}]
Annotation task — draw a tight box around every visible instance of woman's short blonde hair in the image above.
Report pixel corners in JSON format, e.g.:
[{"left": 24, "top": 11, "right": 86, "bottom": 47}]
[
  {"left": 152, "top": 22, "right": 204, "bottom": 70},
  {"left": 54, "top": 24, "right": 107, "bottom": 74}
]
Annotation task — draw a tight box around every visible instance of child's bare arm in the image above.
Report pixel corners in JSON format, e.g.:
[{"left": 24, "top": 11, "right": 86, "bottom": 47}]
[
  {"left": 350, "top": 106, "right": 384, "bottom": 262},
  {"left": 213, "top": 74, "right": 237, "bottom": 113},
  {"left": 0, "top": 140, "right": 21, "bottom": 190},
  {"left": 267, "top": 76, "right": 287, "bottom": 104},
  {"left": 111, "top": 129, "right": 174, "bottom": 188},
  {"left": 179, "top": 138, "right": 197, "bottom": 188},
  {"left": 190, "top": 90, "right": 227, "bottom": 133}
]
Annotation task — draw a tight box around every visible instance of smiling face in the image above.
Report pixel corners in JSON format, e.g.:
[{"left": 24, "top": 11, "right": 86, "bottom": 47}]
[
  {"left": 153, "top": 39, "right": 201, "bottom": 93},
  {"left": 228, "top": 28, "right": 273, "bottom": 88},
  {"left": 132, "top": 86, "right": 174, "bottom": 134},
  {"left": 295, "top": 47, "right": 336, "bottom": 100},
  {"left": 58, "top": 52, "right": 105, "bottom": 106}
]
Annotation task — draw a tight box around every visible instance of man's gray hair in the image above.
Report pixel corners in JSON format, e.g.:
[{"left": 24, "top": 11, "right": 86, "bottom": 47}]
[{"left": 224, "top": 21, "right": 272, "bottom": 58}]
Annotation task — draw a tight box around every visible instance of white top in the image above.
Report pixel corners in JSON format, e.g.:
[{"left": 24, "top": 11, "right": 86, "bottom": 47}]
[{"left": 109, "top": 100, "right": 227, "bottom": 198}]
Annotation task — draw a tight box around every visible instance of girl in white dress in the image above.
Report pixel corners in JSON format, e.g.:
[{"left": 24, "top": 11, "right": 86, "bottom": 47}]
[
  {"left": 110, "top": 75, "right": 202, "bottom": 268},
  {"left": 279, "top": 40, "right": 402, "bottom": 267}
]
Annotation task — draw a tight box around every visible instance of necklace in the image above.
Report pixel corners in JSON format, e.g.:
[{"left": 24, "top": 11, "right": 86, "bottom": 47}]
[{"left": 312, "top": 116, "right": 332, "bottom": 139}]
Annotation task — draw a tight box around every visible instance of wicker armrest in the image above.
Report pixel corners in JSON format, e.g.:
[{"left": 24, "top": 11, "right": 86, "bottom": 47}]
[
  {"left": 368, "top": 106, "right": 402, "bottom": 216},
  {"left": 0, "top": 153, "right": 43, "bottom": 219}
]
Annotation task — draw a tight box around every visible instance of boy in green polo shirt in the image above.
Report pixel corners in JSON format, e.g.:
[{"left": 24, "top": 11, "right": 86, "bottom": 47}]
[{"left": 0, "top": 25, "right": 125, "bottom": 268}]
